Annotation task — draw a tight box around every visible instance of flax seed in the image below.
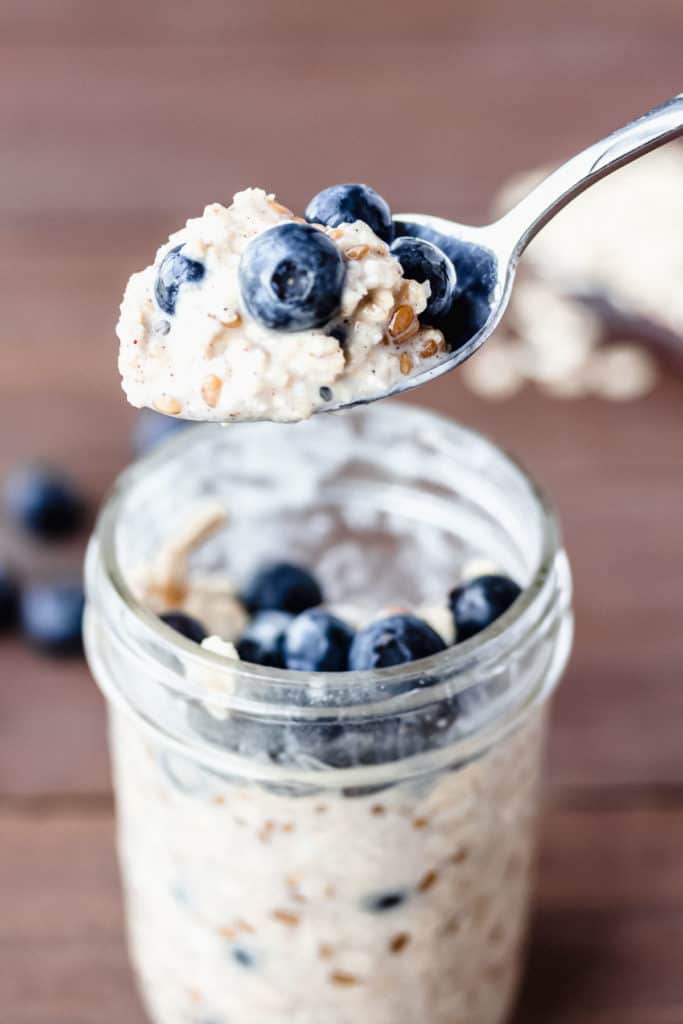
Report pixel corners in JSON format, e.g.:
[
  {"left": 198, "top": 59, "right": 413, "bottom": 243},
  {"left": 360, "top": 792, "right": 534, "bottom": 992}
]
[
  {"left": 272, "top": 909, "right": 301, "bottom": 927},
  {"left": 419, "top": 339, "right": 438, "bottom": 359},
  {"left": 400, "top": 352, "right": 413, "bottom": 375},
  {"left": 268, "top": 199, "right": 293, "bottom": 216},
  {"left": 154, "top": 396, "right": 182, "bottom": 416},
  {"left": 330, "top": 970, "right": 360, "bottom": 986},
  {"left": 389, "top": 305, "right": 415, "bottom": 338},
  {"left": 389, "top": 932, "right": 410, "bottom": 953},
  {"left": 346, "top": 244, "right": 370, "bottom": 260},
  {"left": 201, "top": 374, "right": 222, "bottom": 408},
  {"left": 418, "top": 869, "right": 438, "bottom": 892}
]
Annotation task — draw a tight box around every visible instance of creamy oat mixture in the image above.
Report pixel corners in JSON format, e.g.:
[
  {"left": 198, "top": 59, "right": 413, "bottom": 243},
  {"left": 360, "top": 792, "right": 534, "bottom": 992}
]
[
  {"left": 117, "top": 189, "right": 447, "bottom": 423},
  {"left": 112, "top": 703, "right": 545, "bottom": 1024},
  {"left": 113, "top": 503, "right": 544, "bottom": 1024}
]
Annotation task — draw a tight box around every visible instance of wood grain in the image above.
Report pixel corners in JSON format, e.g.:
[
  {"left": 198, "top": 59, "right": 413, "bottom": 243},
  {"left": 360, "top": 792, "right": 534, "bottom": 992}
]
[{"left": 1, "top": 0, "right": 683, "bottom": 1020}]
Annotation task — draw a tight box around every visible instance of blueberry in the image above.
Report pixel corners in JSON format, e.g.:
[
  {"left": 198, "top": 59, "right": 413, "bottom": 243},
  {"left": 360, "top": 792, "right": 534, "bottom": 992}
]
[
  {"left": 305, "top": 184, "right": 394, "bottom": 244},
  {"left": 232, "top": 946, "right": 255, "bottom": 968},
  {"left": 154, "top": 244, "right": 205, "bottom": 316},
  {"left": 132, "top": 409, "right": 193, "bottom": 456},
  {"left": 239, "top": 223, "right": 345, "bottom": 331},
  {"left": 4, "top": 464, "right": 85, "bottom": 540},
  {"left": 393, "top": 220, "right": 497, "bottom": 348},
  {"left": 284, "top": 608, "right": 353, "bottom": 672},
  {"left": 390, "top": 236, "right": 457, "bottom": 319},
  {"left": 241, "top": 562, "right": 323, "bottom": 615},
  {"left": 237, "top": 611, "right": 293, "bottom": 668},
  {"left": 449, "top": 574, "right": 522, "bottom": 642},
  {"left": 327, "top": 323, "right": 347, "bottom": 345},
  {"left": 364, "top": 889, "right": 407, "bottom": 912},
  {"left": 349, "top": 614, "right": 446, "bottom": 671},
  {"left": 0, "top": 565, "right": 19, "bottom": 630},
  {"left": 20, "top": 582, "right": 84, "bottom": 654},
  {"left": 159, "top": 610, "right": 207, "bottom": 644}
]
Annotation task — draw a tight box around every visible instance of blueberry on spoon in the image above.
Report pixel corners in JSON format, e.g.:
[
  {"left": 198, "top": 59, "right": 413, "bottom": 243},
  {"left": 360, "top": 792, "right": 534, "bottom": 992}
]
[
  {"left": 239, "top": 222, "right": 345, "bottom": 331},
  {"left": 305, "top": 184, "right": 394, "bottom": 244},
  {"left": 390, "top": 236, "right": 457, "bottom": 320},
  {"left": 155, "top": 245, "right": 205, "bottom": 316}
]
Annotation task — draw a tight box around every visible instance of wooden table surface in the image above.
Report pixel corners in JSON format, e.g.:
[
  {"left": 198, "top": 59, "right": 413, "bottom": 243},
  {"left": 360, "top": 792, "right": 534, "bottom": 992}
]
[{"left": 2, "top": 2, "right": 683, "bottom": 1022}]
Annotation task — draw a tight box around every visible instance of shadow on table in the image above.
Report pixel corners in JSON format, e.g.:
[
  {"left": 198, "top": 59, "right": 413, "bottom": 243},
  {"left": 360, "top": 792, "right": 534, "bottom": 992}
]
[{"left": 511, "top": 906, "right": 613, "bottom": 1024}]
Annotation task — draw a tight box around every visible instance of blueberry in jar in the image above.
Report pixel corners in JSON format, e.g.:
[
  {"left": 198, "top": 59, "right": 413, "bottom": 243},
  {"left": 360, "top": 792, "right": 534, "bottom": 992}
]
[
  {"left": 449, "top": 574, "right": 522, "bottom": 642},
  {"left": 389, "top": 236, "right": 457, "bottom": 319},
  {"left": 239, "top": 223, "right": 345, "bottom": 331},
  {"left": 349, "top": 614, "right": 446, "bottom": 671},
  {"left": 237, "top": 610, "right": 293, "bottom": 668},
  {"left": 154, "top": 244, "right": 205, "bottom": 316},
  {"left": 159, "top": 610, "right": 208, "bottom": 645},
  {"left": 284, "top": 608, "right": 354, "bottom": 672},
  {"left": 305, "top": 184, "right": 394, "bottom": 244},
  {"left": 4, "top": 463, "right": 85, "bottom": 540},
  {"left": 20, "top": 582, "right": 85, "bottom": 654},
  {"left": 363, "top": 889, "right": 408, "bottom": 913},
  {"left": 241, "top": 562, "right": 323, "bottom": 615}
]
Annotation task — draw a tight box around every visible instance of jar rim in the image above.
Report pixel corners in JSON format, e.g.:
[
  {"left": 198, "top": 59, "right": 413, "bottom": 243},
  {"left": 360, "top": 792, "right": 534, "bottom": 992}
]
[{"left": 87, "top": 403, "right": 568, "bottom": 714}]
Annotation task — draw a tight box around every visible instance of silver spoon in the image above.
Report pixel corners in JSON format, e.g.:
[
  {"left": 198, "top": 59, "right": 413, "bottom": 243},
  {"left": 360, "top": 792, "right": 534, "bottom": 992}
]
[{"left": 330, "top": 92, "right": 683, "bottom": 410}]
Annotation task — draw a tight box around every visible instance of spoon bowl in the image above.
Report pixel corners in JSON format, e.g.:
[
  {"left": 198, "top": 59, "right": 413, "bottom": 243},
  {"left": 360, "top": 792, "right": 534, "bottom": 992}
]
[{"left": 328, "top": 92, "right": 683, "bottom": 412}]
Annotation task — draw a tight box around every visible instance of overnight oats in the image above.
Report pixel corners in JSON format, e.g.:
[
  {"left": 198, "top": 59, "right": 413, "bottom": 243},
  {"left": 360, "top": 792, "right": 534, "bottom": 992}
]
[
  {"left": 116, "top": 184, "right": 491, "bottom": 423},
  {"left": 84, "top": 403, "right": 573, "bottom": 1024}
]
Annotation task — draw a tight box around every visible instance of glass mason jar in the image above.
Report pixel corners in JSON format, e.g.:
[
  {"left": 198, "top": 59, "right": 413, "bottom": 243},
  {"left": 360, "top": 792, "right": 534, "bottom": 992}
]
[{"left": 84, "top": 403, "right": 573, "bottom": 1024}]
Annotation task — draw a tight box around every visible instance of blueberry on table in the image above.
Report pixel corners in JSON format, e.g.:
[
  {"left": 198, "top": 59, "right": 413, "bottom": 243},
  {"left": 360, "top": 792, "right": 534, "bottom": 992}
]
[
  {"left": 159, "top": 610, "right": 208, "bottom": 644},
  {"left": 0, "top": 565, "right": 19, "bottom": 630},
  {"left": 284, "top": 608, "right": 354, "bottom": 672},
  {"left": 132, "top": 409, "right": 193, "bottom": 456},
  {"left": 154, "top": 244, "right": 205, "bottom": 316},
  {"left": 349, "top": 614, "right": 446, "bottom": 671},
  {"left": 389, "top": 236, "right": 457, "bottom": 319},
  {"left": 239, "top": 222, "right": 346, "bottom": 331},
  {"left": 449, "top": 574, "right": 522, "bottom": 642},
  {"left": 241, "top": 562, "right": 323, "bottom": 615},
  {"left": 4, "top": 464, "right": 85, "bottom": 540},
  {"left": 237, "top": 610, "right": 293, "bottom": 668},
  {"left": 305, "top": 184, "right": 394, "bottom": 244},
  {"left": 20, "top": 582, "right": 85, "bottom": 654}
]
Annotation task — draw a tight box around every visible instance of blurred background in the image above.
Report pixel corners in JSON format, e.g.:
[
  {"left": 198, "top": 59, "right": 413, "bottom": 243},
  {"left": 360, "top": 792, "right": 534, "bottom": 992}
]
[{"left": 2, "top": 2, "right": 682, "bottom": 1022}]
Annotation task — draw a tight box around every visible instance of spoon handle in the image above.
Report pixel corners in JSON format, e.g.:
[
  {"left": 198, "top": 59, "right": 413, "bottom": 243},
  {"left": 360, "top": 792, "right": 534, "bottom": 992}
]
[{"left": 498, "top": 93, "right": 683, "bottom": 258}]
